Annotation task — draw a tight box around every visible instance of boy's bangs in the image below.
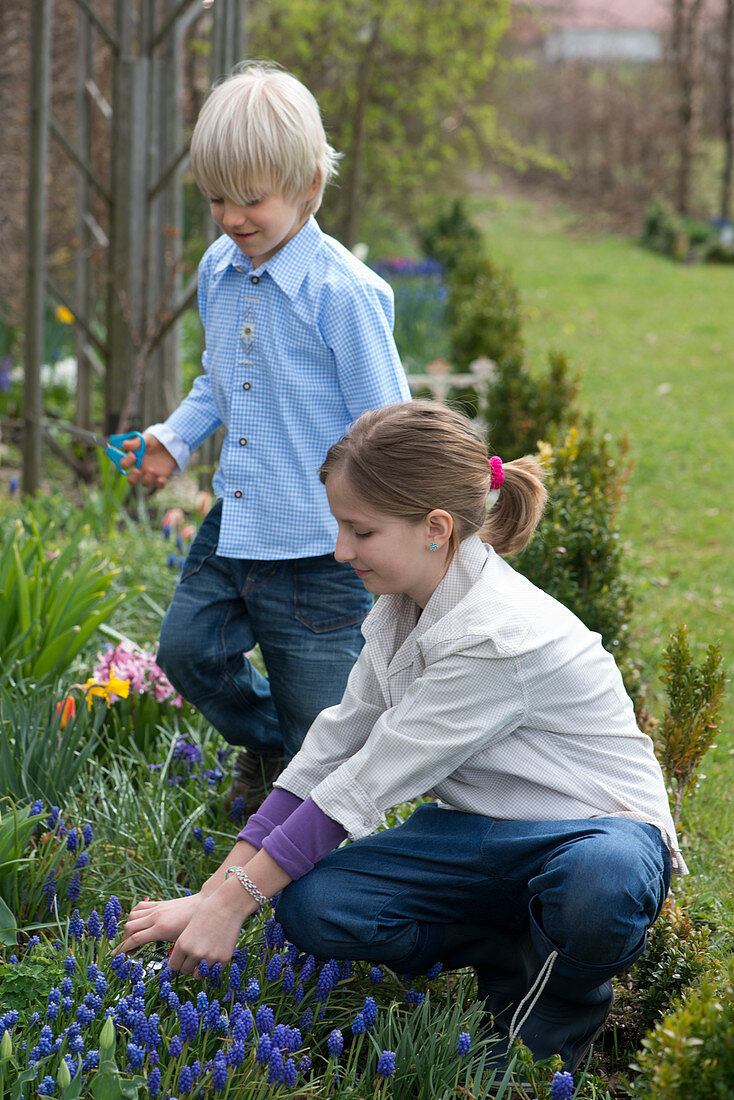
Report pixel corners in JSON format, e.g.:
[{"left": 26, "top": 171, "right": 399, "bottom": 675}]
[{"left": 195, "top": 145, "right": 283, "bottom": 205}]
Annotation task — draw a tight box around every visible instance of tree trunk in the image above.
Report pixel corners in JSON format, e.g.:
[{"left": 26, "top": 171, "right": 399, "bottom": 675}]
[
  {"left": 670, "top": 0, "right": 706, "bottom": 216},
  {"left": 338, "top": 17, "right": 381, "bottom": 250}
]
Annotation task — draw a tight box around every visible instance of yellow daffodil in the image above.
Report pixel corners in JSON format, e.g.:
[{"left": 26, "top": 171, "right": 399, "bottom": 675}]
[{"left": 80, "top": 665, "right": 130, "bottom": 709}]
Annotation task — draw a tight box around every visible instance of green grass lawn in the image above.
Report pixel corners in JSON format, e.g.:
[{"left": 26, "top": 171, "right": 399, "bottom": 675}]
[{"left": 470, "top": 192, "right": 734, "bottom": 920}]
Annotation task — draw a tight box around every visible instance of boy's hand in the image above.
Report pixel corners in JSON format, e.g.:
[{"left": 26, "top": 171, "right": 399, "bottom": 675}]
[
  {"left": 121, "top": 432, "right": 176, "bottom": 490},
  {"left": 114, "top": 893, "right": 203, "bottom": 955}
]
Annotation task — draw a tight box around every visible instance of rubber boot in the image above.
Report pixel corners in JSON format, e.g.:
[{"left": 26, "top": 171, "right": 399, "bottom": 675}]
[{"left": 506, "top": 899, "right": 647, "bottom": 1072}]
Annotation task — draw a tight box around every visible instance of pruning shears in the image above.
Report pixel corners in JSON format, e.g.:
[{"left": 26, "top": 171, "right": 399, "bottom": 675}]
[{"left": 51, "top": 421, "right": 146, "bottom": 475}]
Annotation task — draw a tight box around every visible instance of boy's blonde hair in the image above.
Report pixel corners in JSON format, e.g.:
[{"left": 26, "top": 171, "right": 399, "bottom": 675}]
[
  {"left": 320, "top": 401, "right": 548, "bottom": 559},
  {"left": 190, "top": 61, "right": 339, "bottom": 217}
]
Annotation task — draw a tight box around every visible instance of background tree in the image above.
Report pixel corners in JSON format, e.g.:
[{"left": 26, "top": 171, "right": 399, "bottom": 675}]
[
  {"left": 246, "top": 0, "right": 513, "bottom": 247},
  {"left": 719, "top": 0, "right": 734, "bottom": 222},
  {"left": 669, "top": 0, "right": 706, "bottom": 216}
]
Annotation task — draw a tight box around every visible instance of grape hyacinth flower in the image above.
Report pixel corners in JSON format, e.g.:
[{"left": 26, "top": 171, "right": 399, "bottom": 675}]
[
  {"left": 212, "top": 1051, "right": 228, "bottom": 1091},
  {"left": 66, "top": 872, "right": 81, "bottom": 904},
  {"left": 244, "top": 978, "right": 260, "bottom": 1004},
  {"left": 351, "top": 1012, "right": 366, "bottom": 1035},
  {"left": 425, "top": 961, "right": 443, "bottom": 979},
  {"left": 256, "top": 1034, "right": 272, "bottom": 1064},
  {"left": 327, "top": 1029, "right": 343, "bottom": 1058},
  {"left": 178, "top": 1064, "right": 194, "bottom": 1094},
  {"left": 377, "top": 1050, "right": 397, "bottom": 1078},
  {"left": 458, "top": 1031, "right": 471, "bottom": 1057},
  {"left": 551, "top": 1071, "right": 574, "bottom": 1100},
  {"left": 267, "top": 1046, "right": 284, "bottom": 1084},
  {"left": 362, "top": 996, "right": 377, "bottom": 1029},
  {"left": 368, "top": 966, "right": 384, "bottom": 984},
  {"left": 69, "top": 910, "right": 85, "bottom": 942},
  {"left": 255, "top": 1005, "right": 275, "bottom": 1034},
  {"left": 87, "top": 911, "right": 101, "bottom": 940},
  {"left": 265, "top": 954, "right": 283, "bottom": 982}
]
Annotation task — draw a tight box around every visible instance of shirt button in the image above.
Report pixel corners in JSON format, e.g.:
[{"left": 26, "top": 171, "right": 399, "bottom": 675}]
[
  {"left": 234, "top": 490, "right": 243, "bottom": 498},
  {"left": 250, "top": 275, "right": 260, "bottom": 285},
  {"left": 242, "top": 382, "right": 251, "bottom": 391},
  {"left": 239, "top": 437, "right": 247, "bottom": 446},
  {"left": 242, "top": 324, "right": 253, "bottom": 337}
]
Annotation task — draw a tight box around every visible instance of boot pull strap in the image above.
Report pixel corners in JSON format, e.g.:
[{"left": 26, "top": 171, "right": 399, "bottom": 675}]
[{"left": 507, "top": 949, "right": 559, "bottom": 1049}]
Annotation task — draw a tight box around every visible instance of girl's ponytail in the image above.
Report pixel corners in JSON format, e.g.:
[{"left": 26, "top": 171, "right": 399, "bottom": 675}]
[{"left": 480, "top": 456, "right": 547, "bottom": 557}]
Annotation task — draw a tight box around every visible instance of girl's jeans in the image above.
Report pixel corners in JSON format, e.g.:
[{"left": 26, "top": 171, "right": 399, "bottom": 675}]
[
  {"left": 157, "top": 500, "right": 373, "bottom": 763},
  {"left": 277, "top": 803, "right": 672, "bottom": 973}
]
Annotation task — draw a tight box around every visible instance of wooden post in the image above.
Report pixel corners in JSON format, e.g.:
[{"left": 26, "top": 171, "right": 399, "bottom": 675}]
[
  {"left": 107, "top": 42, "right": 150, "bottom": 433},
  {"left": 144, "top": 0, "right": 184, "bottom": 427},
  {"left": 23, "top": 0, "right": 53, "bottom": 495},
  {"left": 74, "top": 3, "right": 94, "bottom": 433}
]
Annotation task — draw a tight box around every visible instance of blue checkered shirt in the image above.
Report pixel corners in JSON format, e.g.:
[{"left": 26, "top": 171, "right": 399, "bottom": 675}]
[{"left": 149, "top": 217, "right": 410, "bottom": 559}]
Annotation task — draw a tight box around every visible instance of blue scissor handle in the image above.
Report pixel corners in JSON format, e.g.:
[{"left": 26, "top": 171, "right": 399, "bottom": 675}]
[{"left": 107, "top": 431, "right": 146, "bottom": 475}]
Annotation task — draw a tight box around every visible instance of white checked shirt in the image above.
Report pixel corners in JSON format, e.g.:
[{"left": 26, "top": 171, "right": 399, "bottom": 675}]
[
  {"left": 149, "top": 217, "right": 410, "bottom": 559},
  {"left": 277, "top": 535, "right": 686, "bottom": 874}
]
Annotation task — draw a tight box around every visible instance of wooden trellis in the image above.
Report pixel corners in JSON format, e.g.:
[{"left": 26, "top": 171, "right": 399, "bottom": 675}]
[{"left": 23, "top": 0, "right": 245, "bottom": 492}]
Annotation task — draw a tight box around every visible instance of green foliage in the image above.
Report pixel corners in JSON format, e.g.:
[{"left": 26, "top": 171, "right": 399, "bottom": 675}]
[
  {"left": 629, "top": 956, "right": 734, "bottom": 1100},
  {"left": 654, "top": 625, "right": 727, "bottom": 829},
  {"left": 0, "top": 513, "right": 135, "bottom": 684},
  {"left": 0, "top": 932, "right": 66, "bottom": 1012},
  {"left": 640, "top": 197, "right": 690, "bottom": 261},
  {"left": 246, "top": 0, "right": 513, "bottom": 242},
  {"left": 512, "top": 424, "right": 634, "bottom": 662},
  {"left": 0, "top": 681, "right": 104, "bottom": 806},
  {"left": 0, "top": 793, "right": 101, "bottom": 934}
]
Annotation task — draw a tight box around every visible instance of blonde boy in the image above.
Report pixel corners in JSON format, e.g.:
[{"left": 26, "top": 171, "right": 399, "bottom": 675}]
[{"left": 125, "top": 62, "right": 410, "bottom": 809}]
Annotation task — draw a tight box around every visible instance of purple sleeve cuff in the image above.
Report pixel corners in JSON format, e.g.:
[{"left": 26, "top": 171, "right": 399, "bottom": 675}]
[
  {"left": 261, "top": 797, "right": 348, "bottom": 881},
  {"left": 237, "top": 788, "right": 304, "bottom": 849}
]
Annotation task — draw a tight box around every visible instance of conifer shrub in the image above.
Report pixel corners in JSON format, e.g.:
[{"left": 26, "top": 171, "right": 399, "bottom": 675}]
[
  {"left": 628, "top": 956, "right": 734, "bottom": 1100},
  {"left": 420, "top": 201, "right": 578, "bottom": 457},
  {"left": 625, "top": 898, "right": 711, "bottom": 1038},
  {"left": 510, "top": 423, "right": 634, "bottom": 664},
  {"left": 651, "top": 624, "right": 727, "bottom": 829},
  {"left": 640, "top": 197, "right": 689, "bottom": 261}
]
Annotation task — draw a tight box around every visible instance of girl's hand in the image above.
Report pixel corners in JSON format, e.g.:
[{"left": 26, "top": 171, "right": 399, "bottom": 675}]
[
  {"left": 114, "top": 893, "right": 203, "bottom": 956},
  {"left": 169, "top": 878, "right": 258, "bottom": 975}
]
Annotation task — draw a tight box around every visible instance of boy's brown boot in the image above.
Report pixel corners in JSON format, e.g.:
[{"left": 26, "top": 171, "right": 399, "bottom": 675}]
[{"left": 223, "top": 749, "right": 283, "bottom": 817}]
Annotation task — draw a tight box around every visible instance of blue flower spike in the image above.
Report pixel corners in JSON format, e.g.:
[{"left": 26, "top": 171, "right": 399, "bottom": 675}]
[
  {"left": 327, "top": 1029, "right": 344, "bottom": 1058},
  {"left": 377, "top": 1049, "right": 397, "bottom": 1078},
  {"left": 458, "top": 1030, "right": 471, "bottom": 1057},
  {"left": 551, "top": 1070, "right": 574, "bottom": 1100}
]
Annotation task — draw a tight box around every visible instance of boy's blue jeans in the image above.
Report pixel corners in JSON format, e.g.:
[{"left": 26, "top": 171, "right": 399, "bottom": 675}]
[
  {"left": 157, "top": 500, "right": 372, "bottom": 762},
  {"left": 276, "top": 803, "right": 671, "bottom": 975}
]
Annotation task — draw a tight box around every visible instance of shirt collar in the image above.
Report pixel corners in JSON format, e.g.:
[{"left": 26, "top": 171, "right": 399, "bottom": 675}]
[
  {"left": 211, "top": 216, "right": 322, "bottom": 300},
  {"left": 418, "top": 534, "right": 490, "bottom": 633}
]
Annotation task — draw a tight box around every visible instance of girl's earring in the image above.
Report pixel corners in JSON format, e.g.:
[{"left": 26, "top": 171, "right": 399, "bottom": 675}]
[{"left": 429, "top": 542, "right": 438, "bottom": 552}]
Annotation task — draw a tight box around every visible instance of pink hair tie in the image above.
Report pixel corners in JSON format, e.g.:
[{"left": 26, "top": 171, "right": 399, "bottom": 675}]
[{"left": 488, "top": 456, "right": 504, "bottom": 491}]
